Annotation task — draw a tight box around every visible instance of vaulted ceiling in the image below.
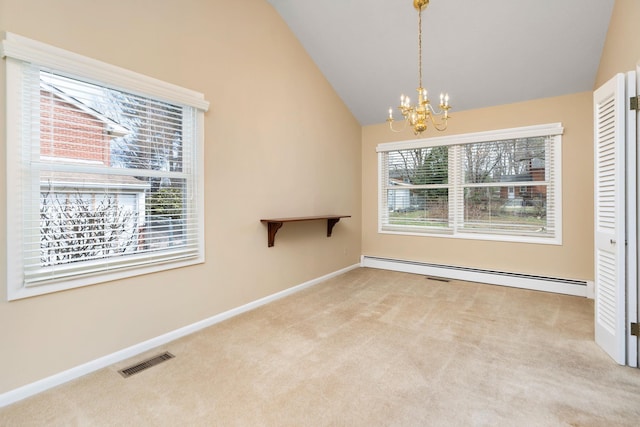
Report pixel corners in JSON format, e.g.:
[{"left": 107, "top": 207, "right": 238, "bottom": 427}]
[{"left": 266, "top": 0, "right": 615, "bottom": 125}]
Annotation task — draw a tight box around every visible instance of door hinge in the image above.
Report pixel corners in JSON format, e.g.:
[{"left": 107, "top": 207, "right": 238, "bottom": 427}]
[
  {"left": 631, "top": 96, "right": 640, "bottom": 110},
  {"left": 631, "top": 323, "right": 640, "bottom": 336}
]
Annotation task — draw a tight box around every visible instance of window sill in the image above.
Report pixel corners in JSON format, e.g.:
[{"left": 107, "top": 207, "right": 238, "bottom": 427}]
[{"left": 378, "top": 228, "right": 562, "bottom": 245}]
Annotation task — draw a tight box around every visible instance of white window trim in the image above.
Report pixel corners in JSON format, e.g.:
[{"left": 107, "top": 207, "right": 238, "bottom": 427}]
[
  {"left": 377, "top": 123, "right": 563, "bottom": 245},
  {"left": 0, "top": 32, "right": 209, "bottom": 110},
  {"left": 3, "top": 32, "right": 209, "bottom": 301},
  {"left": 376, "top": 123, "right": 563, "bottom": 152}
]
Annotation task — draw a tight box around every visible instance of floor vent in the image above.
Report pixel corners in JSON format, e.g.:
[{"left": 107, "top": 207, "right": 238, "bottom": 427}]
[
  {"left": 118, "top": 352, "right": 174, "bottom": 378},
  {"left": 426, "top": 276, "right": 450, "bottom": 282}
]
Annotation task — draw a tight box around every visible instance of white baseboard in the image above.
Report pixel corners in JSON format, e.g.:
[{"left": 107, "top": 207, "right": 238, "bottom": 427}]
[
  {"left": 586, "top": 280, "right": 595, "bottom": 299},
  {"left": 0, "top": 263, "right": 360, "bottom": 408},
  {"left": 361, "top": 255, "right": 588, "bottom": 297}
]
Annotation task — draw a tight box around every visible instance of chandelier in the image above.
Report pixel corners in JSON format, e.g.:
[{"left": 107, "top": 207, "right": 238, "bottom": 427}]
[{"left": 387, "top": 0, "right": 451, "bottom": 135}]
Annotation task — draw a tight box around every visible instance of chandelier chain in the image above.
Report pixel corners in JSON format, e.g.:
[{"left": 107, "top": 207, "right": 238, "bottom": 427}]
[{"left": 418, "top": 6, "right": 423, "bottom": 89}]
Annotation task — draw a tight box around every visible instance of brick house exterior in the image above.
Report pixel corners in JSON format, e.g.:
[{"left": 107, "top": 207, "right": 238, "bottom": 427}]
[
  {"left": 40, "top": 89, "right": 110, "bottom": 165},
  {"left": 499, "top": 164, "right": 547, "bottom": 204},
  {"left": 39, "top": 83, "right": 129, "bottom": 164}
]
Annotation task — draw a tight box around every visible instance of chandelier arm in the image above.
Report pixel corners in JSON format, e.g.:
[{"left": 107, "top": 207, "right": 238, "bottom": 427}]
[
  {"left": 432, "top": 122, "right": 448, "bottom": 132},
  {"left": 387, "top": 118, "right": 410, "bottom": 133},
  {"left": 426, "top": 103, "right": 447, "bottom": 115},
  {"left": 429, "top": 112, "right": 449, "bottom": 131}
]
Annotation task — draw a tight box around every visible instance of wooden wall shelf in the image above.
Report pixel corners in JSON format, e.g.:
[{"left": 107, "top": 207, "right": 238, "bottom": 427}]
[{"left": 260, "top": 215, "right": 351, "bottom": 247}]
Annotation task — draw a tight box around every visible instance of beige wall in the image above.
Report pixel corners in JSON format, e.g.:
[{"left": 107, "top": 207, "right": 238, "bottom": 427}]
[
  {"left": 0, "top": 0, "right": 362, "bottom": 393},
  {"left": 362, "top": 92, "right": 594, "bottom": 281},
  {"left": 596, "top": 0, "right": 640, "bottom": 87}
]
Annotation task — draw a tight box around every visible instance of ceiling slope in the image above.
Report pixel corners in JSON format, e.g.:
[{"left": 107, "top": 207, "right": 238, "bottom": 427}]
[{"left": 266, "top": 0, "right": 615, "bottom": 125}]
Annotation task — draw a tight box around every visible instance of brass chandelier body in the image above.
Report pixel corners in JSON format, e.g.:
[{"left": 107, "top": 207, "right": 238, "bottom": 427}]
[{"left": 387, "top": 0, "right": 451, "bottom": 135}]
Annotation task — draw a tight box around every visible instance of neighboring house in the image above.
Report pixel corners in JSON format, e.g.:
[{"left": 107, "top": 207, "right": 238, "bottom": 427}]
[
  {"left": 387, "top": 178, "right": 412, "bottom": 212},
  {"left": 498, "top": 158, "right": 547, "bottom": 205},
  {"left": 38, "top": 82, "right": 150, "bottom": 263}
]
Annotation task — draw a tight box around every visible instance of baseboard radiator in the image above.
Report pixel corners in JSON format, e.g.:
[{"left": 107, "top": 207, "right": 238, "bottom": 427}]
[{"left": 361, "top": 256, "right": 591, "bottom": 297}]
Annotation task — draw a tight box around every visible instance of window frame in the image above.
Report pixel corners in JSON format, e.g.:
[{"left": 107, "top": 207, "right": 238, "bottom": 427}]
[
  {"left": 2, "top": 32, "right": 209, "bottom": 300},
  {"left": 377, "top": 123, "right": 563, "bottom": 245}
]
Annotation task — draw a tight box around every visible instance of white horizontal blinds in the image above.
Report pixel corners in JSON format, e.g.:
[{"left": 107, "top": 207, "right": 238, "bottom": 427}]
[
  {"left": 380, "top": 152, "right": 390, "bottom": 227},
  {"left": 381, "top": 147, "right": 451, "bottom": 233},
  {"left": 23, "top": 66, "right": 200, "bottom": 286},
  {"left": 449, "top": 143, "right": 463, "bottom": 233},
  {"left": 545, "top": 136, "right": 557, "bottom": 236},
  {"left": 459, "top": 136, "right": 554, "bottom": 237},
  {"left": 378, "top": 124, "right": 562, "bottom": 243}
]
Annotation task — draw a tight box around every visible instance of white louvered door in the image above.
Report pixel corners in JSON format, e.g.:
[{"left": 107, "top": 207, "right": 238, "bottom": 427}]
[{"left": 594, "top": 73, "right": 627, "bottom": 365}]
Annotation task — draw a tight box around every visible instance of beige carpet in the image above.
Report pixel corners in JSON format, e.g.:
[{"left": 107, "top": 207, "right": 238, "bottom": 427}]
[{"left": 2, "top": 267, "right": 640, "bottom": 426}]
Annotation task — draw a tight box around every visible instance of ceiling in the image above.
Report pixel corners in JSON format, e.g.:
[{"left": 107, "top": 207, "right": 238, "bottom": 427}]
[{"left": 266, "top": 0, "right": 615, "bottom": 126}]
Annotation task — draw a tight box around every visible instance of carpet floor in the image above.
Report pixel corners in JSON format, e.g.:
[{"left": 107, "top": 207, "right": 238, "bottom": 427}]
[{"left": 2, "top": 267, "right": 640, "bottom": 426}]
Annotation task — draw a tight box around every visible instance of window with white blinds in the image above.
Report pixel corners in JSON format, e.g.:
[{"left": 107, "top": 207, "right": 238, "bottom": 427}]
[
  {"left": 2, "top": 33, "right": 209, "bottom": 300},
  {"left": 378, "top": 123, "right": 563, "bottom": 244}
]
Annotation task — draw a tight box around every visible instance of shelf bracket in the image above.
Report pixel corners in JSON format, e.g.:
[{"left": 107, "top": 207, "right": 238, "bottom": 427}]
[
  {"left": 327, "top": 217, "right": 341, "bottom": 237},
  {"left": 265, "top": 221, "right": 284, "bottom": 248}
]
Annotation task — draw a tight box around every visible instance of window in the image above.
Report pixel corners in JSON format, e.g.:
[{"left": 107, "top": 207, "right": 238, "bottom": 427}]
[
  {"left": 378, "top": 123, "right": 563, "bottom": 244},
  {"left": 2, "top": 33, "right": 209, "bottom": 300}
]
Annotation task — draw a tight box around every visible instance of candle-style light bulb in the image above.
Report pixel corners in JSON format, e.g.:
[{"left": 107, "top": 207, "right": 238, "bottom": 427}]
[{"left": 388, "top": 108, "right": 393, "bottom": 119}]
